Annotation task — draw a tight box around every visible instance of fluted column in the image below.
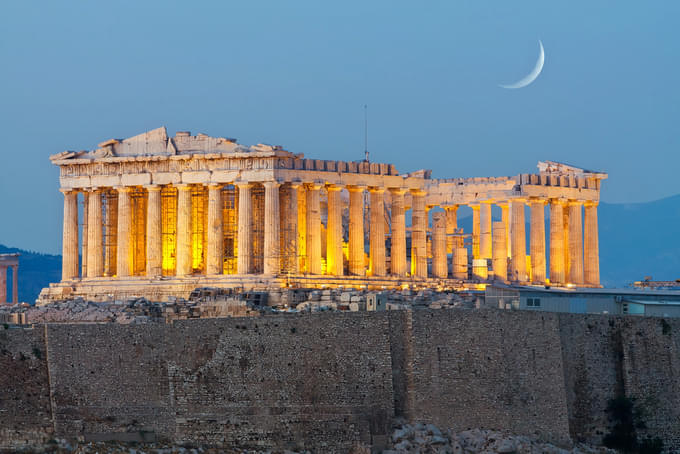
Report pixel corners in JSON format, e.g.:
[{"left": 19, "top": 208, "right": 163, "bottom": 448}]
[
  {"left": 568, "top": 201, "right": 584, "bottom": 285},
  {"left": 369, "top": 188, "right": 386, "bottom": 276},
  {"left": 306, "top": 183, "right": 322, "bottom": 275},
  {"left": 411, "top": 189, "right": 427, "bottom": 278},
  {"left": 61, "top": 189, "right": 79, "bottom": 280},
  {"left": 390, "top": 188, "right": 407, "bottom": 276},
  {"left": 81, "top": 192, "right": 88, "bottom": 278},
  {"left": 281, "top": 183, "right": 300, "bottom": 274},
  {"left": 326, "top": 185, "right": 343, "bottom": 276},
  {"left": 206, "top": 184, "right": 224, "bottom": 275},
  {"left": 549, "top": 199, "right": 566, "bottom": 285},
  {"left": 176, "top": 184, "right": 193, "bottom": 276},
  {"left": 348, "top": 186, "right": 365, "bottom": 276},
  {"left": 297, "top": 184, "right": 306, "bottom": 273},
  {"left": 530, "top": 198, "right": 547, "bottom": 284},
  {"left": 480, "top": 201, "right": 493, "bottom": 260},
  {"left": 145, "top": 185, "right": 162, "bottom": 276},
  {"left": 86, "top": 189, "right": 103, "bottom": 278},
  {"left": 263, "top": 181, "right": 281, "bottom": 275},
  {"left": 452, "top": 247, "right": 468, "bottom": 280},
  {"left": 584, "top": 201, "right": 600, "bottom": 286},
  {"left": 444, "top": 205, "right": 458, "bottom": 254},
  {"left": 509, "top": 199, "right": 527, "bottom": 282},
  {"left": 492, "top": 221, "right": 507, "bottom": 281},
  {"left": 499, "top": 202, "right": 510, "bottom": 258},
  {"left": 115, "top": 187, "right": 132, "bottom": 277},
  {"left": 236, "top": 182, "right": 252, "bottom": 274},
  {"left": 12, "top": 265, "right": 18, "bottom": 303},
  {"left": 432, "top": 212, "right": 447, "bottom": 278},
  {"left": 471, "top": 204, "right": 480, "bottom": 259}
]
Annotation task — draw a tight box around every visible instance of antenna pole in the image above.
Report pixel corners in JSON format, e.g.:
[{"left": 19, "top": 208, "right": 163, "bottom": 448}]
[{"left": 364, "top": 104, "right": 369, "bottom": 162}]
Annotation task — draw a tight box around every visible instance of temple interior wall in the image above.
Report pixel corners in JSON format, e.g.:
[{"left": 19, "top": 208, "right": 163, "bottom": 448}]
[{"left": 1, "top": 310, "right": 678, "bottom": 452}]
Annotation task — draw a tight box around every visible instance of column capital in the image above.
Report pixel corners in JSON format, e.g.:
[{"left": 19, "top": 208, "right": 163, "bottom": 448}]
[
  {"left": 288, "top": 181, "right": 303, "bottom": 189},
  {"left": 347, "top": 185, "right": 367, "bottom": 193},
  {"left": 59, "top": 188, "right": 77, "bottom": 195},
  {"left": 469, "top": 203, "right": 481, "bottom": 210},
  {"left": 234, "top": 181, "right": 252, "bottom": 189},
  {"left": 207, "top": 183, "right": 223, "bottom": 190},
  {"left": 442, "top": 204, "right": 459, "bottom": 211},
  {"left": 410, "top": 188, "right": 426, "bottom": 196},
  {"left": 568, "top": 199, "right": 585, "bottom": 207},
  {"left": 509, "top": 197, "right": 526, "bottom": 204},
  {"left": 263, "top": 180, "right": 281, "bottom": 189},
  {"left": 326, "top": 184, "right": 343, "bottom": 192},
  {"left": 114, "top": 186, "right": 133, "bottom": 193},
  {"left": 368, "top": 186, "right": 385, "bottom": 194},
  {"left": 305, "top": 181, "right": 324, "bottom": 190},
  {"left": 144, "top": 184, "right": 162, "bottom": 192},
  {"left": 481, "top": 199, "right": 495, "bottom": 205},
  {"left": 584, "top": 200, "right": 599, "bottom": 208},
  {"left": 549, "top": 197, "right": 569, "bottom": 206},
  {"left": 175, "top": 183, "right": 192, "bottom": 191},
  {"left": 528, "top": 197, "right": 548, "bottom": 205},
  {"left": 388, "top": 187, "right": 408, "bottom": 195}
]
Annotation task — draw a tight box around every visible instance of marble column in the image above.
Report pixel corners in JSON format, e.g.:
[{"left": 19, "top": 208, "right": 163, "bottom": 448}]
[
  {"left": 61, "top": 189, "right": 79, "bottom": 280},
  {"left": 369, "top": 188, "right": 386, "bottom": 276},
  {"left": 297, "top": 184, "right": 306, "bottom": 273},
  {"left": 306, "top": 183, "right": 322, "bottom": 275},
  {"left": 492, "top": 221, "right": 507, "bottom": 281},
  {"left": 471, "top": 204, "right": 481, "bottom": 259},
  {"left": 86, "top": 189, "right": 103, "bottom": 278},
  {"left": 263, "top": 181, "right": 281, "bottom": 275},
  {"left": 390, "top": 188, "right": 407, "bottom": 276},
  {"left": 452, "top": 247, "right": 468, "bottom": 280},
  {"left": 0, "top": 267, "right": 5, "bottom": 303},
  {"left": 81, "top": 192, "right": 88, "bottom": 278},
  {"left": 206, "top": 184, "right": 224, "bottom": 275},
  {"left": 530, "top": 198, "right": 547, "bottom": 284},
  {"left": 116, "top": 187, "right": 132, "bottom": 277},
  {"left": 568, "top": 201, "right": 584, "bottom": 285},
  {"left": 176, "top": 184, "right": 193, "bottom": 276},
  {"left": 411, "top": 189, "right": 427, "bottom": 278},
  {"left": 444, "top": 205, "right": 458, "bottom": 254},
  {"left": 432, "top": 212, "right": 447, "bottom": 278},
  {"left": 12, "top": 265, "right": 18, "bottom": 303},
  {"left": 281, "top": 183, "right": 300, "bottom": 274},
  {"left": 499, "top": 202, "right": 510, "bottom": 258},
  {"left": 509, "top": 199, "right": 527, "bottom": 282},
  {"left": 348, "top": 186, "right": 365, "bottom": 276},
  {"left": 104, "top": 191, "right": 117, "bottom": 277},
  {"left": 549, "top": 200, "right": 566, "bottom": 285},
  {"left": 584, "top": 201, "right": 600, "bottom": 286},
  {"left": 145, "top": 186, "right": 162, "bottom": 276},
  {"left": 480, "top": 201, "right": 493, "bottom": 260},
  {"left": 236, "top": 182, "right": 252, "bottom": 274},
  {"left": 326, "top": 185, "right": 343, "bottom": 276}
]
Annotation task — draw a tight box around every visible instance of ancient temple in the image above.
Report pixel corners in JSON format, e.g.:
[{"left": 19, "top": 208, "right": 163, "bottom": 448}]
[{"left": 40, "top": 127, "right": 607, "bottom": 302}]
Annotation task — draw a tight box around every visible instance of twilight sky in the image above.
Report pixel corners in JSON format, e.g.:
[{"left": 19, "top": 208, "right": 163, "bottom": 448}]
[{"left": 1, "top": 1, "right": 678, "bottom": 254}]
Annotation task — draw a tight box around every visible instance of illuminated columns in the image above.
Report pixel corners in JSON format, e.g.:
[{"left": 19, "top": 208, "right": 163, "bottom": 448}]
[
  {"left": 499, "top": 202, "right": 510, "bottom": 258},
  {"left": 411, "top": 189, "right": 427, "bottom": 278},
  {"left": 530, "top": 198, "right": 547, "bottom": 284},
  {"left": 86, "top": 189, "right": 103, "bottom": 278},
  {"left": 509, "top": 199, "right": 527, "bottom": 282},
  {"left": 263, "top": 181, "right": 281, "bottom": 275},
  {"left": 390, "top": 188, "right": 407, "bottom": 276},
  {"left": 584, "top": 201, "right": 600, "bottom": 286},
  {"left": 480, "top": 201, "right": 493, "bottom": 260},
  {"left": 61, "top": 189, "right": 79, "bottom": 280},
  {"left": 206, "top": 184, "right": 224, "bottom": 275},
  {"left": 306, "top": 183, "right": 323, "bottom": 275},
  {"left": 568, "top": 201, "right": 585, "bottom": 285},
  {"left": 432, "top": 212, "right": 447, "bottom": 278},
  {"left": 326, "top": 185, "right": 343, "bottom": 276},
  {"left": 236, "top": 182, "right": 252, "bottom": 274},
  {"left": 471, "top": 204, "right": 480, "bottom": 259},
  {"left": 297, "top": 184, "right": 306, "bottom": 273},
  {"left": 348, "top": 186, "right": 365, "bottom": 276},
  {"left": 176, "top": 184, "right": 193, "bottom": 276},
  {"left": 492, "top": 221, "right": 507, "bottom": 281},
  {"left": 116, "top": 187, "right": 132, "bottom": 277},
  {"left": 283, "top": 182, "right": 300, "bottom": 274},
  {"left": 145, "top": 185, "right": 162, "bottom": 276},
  {"left": 549, "top": 200, "right": 566, "bottom": 285},
  {"left": 444, "top": 205, "right": 458, "bottom": 254},
  {"left": 369, "top": 187, "right": 386, "bottom": 276},
  {"left": 81, "top": 192, "right": 88, "bottom": 278}
]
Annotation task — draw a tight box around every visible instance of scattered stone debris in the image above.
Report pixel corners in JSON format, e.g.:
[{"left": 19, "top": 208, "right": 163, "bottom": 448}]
[{"left": 384, "top": 424, "right": 617, "bottom": 454}]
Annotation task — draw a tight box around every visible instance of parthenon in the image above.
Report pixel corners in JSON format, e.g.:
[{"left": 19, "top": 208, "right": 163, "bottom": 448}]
[{"left": 40, "top": 127, "right": 607, "bottom": 302}]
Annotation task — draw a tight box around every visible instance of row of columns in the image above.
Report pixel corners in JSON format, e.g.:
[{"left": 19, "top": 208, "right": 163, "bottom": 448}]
[{"left": 465, "top": 198, "right": 599, "bottom": 286}]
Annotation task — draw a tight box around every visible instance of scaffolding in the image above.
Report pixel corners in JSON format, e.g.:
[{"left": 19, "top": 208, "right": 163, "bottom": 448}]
[
  {"left": 222, "top": 185, "right": 238, "bottom": 274},
  {"left": 161, "top": 186, "right": 177, "bottom": 276}
]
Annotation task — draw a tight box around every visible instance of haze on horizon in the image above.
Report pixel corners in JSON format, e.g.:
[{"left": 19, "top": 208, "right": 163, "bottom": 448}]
[{"left": 1, "top": 0, "right": 678, "bottom": 254}]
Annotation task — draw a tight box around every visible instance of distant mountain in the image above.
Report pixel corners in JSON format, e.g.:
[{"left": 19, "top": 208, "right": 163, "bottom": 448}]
[
  {"left": 0, "top": 245, "right": 61, "bottom": 304},
  {"left": 3, "top": 195, "right": 679, "bottom": 302}
]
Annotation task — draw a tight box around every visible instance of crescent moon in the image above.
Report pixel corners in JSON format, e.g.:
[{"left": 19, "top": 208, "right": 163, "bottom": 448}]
[{"left": 500, "top": 40, "right": 545, "bottom": 89}]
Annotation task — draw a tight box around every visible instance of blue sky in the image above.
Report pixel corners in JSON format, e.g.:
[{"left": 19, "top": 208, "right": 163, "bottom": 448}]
[{"left": 1, "top": 1, "right": 678, "bottom": 253}]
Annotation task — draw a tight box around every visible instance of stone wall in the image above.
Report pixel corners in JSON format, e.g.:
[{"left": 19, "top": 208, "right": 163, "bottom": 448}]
[{"left": 1, "top": 310, "right": 679, "bottom": 452}]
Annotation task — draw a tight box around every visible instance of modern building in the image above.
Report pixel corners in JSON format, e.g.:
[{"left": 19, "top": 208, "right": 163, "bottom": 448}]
[
  {"left": 486, "top": 284, "right": 680, "bottom": 317},
  {"left": 40, "top": 127, "right": 607, "bottom": 302}
]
